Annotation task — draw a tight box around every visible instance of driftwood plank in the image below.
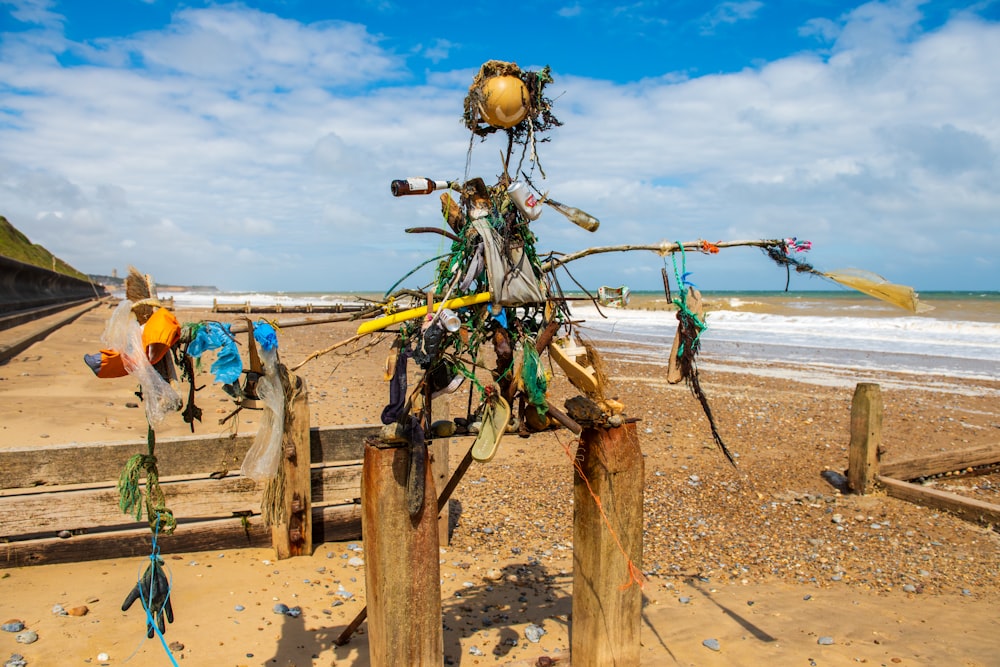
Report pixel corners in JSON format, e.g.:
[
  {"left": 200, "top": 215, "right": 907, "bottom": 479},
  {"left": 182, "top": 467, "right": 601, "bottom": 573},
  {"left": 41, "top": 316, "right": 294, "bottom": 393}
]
[
  {"left": 1, "top": 503, "right": 362, "bottom": 569},
  {"left": 0, "top": 465, "right": 362, "bottom": 540},
  {"left": 880, "top": 443, "right": 1000, "bottom": 481},
  {"left": 879, "top": 475, "right": 1000, "bottom": 526},
  {"left": 0, "top": 424, "right": 379, "bottom": 490}
]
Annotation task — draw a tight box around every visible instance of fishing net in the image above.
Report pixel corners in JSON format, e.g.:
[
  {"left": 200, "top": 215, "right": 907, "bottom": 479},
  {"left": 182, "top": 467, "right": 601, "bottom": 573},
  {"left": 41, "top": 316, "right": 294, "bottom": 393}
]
[{"left": 462, "top": 60, "right": 561, "bottom": 140}]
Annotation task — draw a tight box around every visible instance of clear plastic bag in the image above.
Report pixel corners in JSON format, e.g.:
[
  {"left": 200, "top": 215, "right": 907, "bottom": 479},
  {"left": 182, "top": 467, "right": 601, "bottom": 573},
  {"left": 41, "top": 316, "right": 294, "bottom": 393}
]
[
  {"left": 102, "top": 300, "right": 182, "bottom": 426},
  {"left": 240, "top": 347, "right": 285, "bottom": 481}
]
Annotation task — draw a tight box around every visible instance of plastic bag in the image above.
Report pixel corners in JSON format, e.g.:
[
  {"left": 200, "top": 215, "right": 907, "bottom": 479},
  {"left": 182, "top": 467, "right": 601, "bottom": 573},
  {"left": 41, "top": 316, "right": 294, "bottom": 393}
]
[
  {"left": 102, "top": 300, "right": 182, "bottom": 426},
  {"left": 186, "top": 321, "right": 242, "bottom": 385},
  {"left": 253, "top": 321, "right": 278, "bottom": 352},
  {"left": 473, "top": 218, "right": 544, "bottom": 306},
  {"left": 240, "top": 347, "right": 285, "bottom": 481}
]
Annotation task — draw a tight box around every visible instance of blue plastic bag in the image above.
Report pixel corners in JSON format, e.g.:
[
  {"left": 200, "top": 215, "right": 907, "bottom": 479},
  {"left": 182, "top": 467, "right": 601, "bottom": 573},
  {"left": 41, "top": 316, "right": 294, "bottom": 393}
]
[
  {"left": 253, "top": 321, "right": 278, "bottom": 352},
  {"left": 187, "top": 322, "right": 242, "bottom": 385}
]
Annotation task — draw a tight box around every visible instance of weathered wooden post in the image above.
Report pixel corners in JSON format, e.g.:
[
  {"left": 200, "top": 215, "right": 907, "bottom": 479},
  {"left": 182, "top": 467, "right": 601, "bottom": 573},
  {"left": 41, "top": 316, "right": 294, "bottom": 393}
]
[
  {"left": 271, "top": 369, "right": 312, "bottom": 559},
  {"left": 572, "top": 420, "right": 644, "bottom": 667},
  {"left": 847, "top": 382, "right": 883, "bottom": 495},
  {"left": 362, "top": 438, "right": 442, "bottom": 666}
]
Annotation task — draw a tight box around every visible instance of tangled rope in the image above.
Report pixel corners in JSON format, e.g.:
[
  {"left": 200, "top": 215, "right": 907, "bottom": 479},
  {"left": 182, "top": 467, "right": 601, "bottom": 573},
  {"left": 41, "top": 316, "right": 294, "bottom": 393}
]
[{"left": 118, "top": 426, "right": 176, "bottom": 534}]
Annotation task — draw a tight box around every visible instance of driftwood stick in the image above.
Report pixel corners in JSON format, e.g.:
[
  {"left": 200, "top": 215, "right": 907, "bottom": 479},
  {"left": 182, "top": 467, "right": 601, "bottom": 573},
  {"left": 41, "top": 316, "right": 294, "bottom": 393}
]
[
  {"left": 290, "top": 333, "right": 370, "bottom": 371},
  {"left": 540, "top": 238, "right": 786, "bottom": 273},
  {"left": 405, "top": 226, "right": 460, "bottom": 242}
]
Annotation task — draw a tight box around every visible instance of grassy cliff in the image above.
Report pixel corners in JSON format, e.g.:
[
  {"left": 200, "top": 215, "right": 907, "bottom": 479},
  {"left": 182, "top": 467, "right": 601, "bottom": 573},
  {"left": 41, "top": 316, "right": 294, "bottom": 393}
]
[{"left": 0, "top": 215, "right": 90, "bottom": 281}]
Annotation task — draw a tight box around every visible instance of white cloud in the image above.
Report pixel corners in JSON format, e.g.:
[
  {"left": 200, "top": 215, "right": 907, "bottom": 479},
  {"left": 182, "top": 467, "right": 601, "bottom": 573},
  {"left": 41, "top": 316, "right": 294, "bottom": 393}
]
[
  {"left": 701, "top": 1, "right": 764, "bottom": 33},
  {"left": 0, "top": 1, "right": 997, "bottom": 292},
  {"left": 557, "top": 4, "right": 583, "bottom": 18}
]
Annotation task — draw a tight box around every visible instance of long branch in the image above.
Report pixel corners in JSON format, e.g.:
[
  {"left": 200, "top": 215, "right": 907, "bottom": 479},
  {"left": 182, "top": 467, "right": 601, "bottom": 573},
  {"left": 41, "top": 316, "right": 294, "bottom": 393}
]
[
  {"left": 290, "top": 333, "right": 371, "bottom": 371},
  {"left": 540, "top": 239, "right": 785, "bottom": 273}
]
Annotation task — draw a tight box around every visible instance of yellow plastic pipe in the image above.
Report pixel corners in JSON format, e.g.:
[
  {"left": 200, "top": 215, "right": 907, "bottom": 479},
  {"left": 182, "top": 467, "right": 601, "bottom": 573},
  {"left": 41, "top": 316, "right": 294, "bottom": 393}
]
[{"left": 357, "top": 292, "right": 492, "bottom": 335}]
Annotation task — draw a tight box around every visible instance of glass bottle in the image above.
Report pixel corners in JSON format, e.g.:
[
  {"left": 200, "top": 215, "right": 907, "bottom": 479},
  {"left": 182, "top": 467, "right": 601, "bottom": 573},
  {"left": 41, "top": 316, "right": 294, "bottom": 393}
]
[
  {"left": 390, "top": 178, "right": 451, "bottom": 197},
  {"left": 545, "top": 199, "right": 600, "bottom": 232}
]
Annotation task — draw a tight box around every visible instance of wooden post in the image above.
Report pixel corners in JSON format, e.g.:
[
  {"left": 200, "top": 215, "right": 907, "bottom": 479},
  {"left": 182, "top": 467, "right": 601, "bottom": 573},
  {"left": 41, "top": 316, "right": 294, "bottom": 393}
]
[
  {"left": 271, "top": 370, "right": 312, "bottom": 559},
  {"left": 847, "top": 382, "right": 883, "bottom": 495},
  {"left": 362, "top": 439, "right": 442, "bottom": 666},
  {"left": 572, "top": 421, "right": 643, "bottom": 667}
]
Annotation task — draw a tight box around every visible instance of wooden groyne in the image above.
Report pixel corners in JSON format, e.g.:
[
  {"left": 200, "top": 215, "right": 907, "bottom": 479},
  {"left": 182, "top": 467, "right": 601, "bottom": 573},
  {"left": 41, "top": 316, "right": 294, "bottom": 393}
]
[{"left": 211, "top": 299, "right": 367, "bottom": 314}]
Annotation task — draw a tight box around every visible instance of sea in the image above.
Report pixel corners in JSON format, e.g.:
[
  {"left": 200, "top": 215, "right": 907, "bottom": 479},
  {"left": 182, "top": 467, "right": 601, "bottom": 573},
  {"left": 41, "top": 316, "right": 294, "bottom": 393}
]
[{"left": 163, "top": 289, "right": 1000, "bottom": 394}]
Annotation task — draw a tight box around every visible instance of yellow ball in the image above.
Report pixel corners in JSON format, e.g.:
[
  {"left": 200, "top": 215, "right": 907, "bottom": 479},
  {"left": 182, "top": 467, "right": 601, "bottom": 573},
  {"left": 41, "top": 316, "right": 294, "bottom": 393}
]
[{"left": 478, "top": 75, "right": 529, "bottom": 129}]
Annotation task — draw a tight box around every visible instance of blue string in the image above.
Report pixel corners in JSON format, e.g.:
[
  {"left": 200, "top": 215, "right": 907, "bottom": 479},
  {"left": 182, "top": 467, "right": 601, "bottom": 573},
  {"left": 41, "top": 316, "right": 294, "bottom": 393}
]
[{"left": 141, "top": 516, "right": 179, "bottom": 667}]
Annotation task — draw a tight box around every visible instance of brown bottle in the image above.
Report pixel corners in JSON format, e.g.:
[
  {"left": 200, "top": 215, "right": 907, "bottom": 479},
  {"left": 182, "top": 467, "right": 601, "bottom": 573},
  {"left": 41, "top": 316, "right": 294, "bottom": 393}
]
[
  {"left": 390, "top": 178, "right": 451, "bottom": 196},
  {"left": 545, "top": 199, "right": 600, "bottom": 232}
]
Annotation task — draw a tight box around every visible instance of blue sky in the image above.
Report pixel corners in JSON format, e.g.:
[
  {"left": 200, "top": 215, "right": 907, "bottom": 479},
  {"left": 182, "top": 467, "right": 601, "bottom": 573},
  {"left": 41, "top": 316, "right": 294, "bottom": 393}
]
[{"left": 1, "top": 0, "right": 998, "bottom": 293}]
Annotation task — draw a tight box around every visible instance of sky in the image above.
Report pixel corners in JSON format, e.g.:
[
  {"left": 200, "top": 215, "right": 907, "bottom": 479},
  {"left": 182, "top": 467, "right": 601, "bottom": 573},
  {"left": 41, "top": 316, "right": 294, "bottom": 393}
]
[{"left": 1, "top": 0, "right": 998, "bottom": 293}]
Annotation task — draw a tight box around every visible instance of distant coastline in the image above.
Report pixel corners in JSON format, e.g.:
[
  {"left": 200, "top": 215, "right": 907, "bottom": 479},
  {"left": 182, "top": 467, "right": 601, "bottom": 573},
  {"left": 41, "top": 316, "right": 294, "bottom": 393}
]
[{"left": 88, "top": 274, "right": 220, "bottom": 293}]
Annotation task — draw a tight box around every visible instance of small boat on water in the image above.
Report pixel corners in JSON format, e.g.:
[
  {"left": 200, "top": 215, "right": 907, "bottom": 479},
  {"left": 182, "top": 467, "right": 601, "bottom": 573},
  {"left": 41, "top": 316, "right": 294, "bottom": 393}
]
[{"left": 597, "top": 285, "right": 631, "bottom": 308}]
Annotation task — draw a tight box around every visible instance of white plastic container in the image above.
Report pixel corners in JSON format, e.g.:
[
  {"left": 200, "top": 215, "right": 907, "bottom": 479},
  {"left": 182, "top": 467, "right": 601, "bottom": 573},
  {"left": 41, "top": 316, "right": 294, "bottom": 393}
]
[{"left": 507, "top": 181, "right": 543, "bottom": 221}]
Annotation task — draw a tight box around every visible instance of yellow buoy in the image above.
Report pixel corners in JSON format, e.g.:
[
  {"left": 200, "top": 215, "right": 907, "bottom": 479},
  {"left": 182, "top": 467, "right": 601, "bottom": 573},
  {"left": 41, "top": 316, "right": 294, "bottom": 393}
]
[{"left": 478, "top": 75, "right": 528, "bottom": 129}]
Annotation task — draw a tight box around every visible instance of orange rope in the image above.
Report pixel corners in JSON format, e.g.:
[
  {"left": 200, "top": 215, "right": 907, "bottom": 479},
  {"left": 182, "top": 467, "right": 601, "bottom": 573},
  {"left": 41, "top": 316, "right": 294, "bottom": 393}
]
[{"left": 557, "top": 433, "right": 646, "bottom": 590}]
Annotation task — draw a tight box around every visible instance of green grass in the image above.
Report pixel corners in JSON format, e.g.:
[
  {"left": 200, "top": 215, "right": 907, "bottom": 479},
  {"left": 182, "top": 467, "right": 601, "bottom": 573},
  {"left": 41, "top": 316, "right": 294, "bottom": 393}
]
[{"left": 0, "top": 215, "right": 89, "bottom": 281}]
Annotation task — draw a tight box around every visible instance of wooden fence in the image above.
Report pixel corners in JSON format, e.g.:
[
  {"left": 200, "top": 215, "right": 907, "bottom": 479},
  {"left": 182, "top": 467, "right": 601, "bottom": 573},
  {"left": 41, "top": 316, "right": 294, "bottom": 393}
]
[{"left": 0, "top": 425, "right": 381, "bottom": 568}]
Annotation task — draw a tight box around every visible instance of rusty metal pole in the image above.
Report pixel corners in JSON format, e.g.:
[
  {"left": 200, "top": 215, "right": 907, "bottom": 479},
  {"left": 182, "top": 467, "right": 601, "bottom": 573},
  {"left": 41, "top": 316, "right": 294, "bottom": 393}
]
[
  {"left": 361, "top": 438, "right": 442, "bottom": 666},
  {"left": 572, "top": 421, "right": 644, "bottom": 666}
]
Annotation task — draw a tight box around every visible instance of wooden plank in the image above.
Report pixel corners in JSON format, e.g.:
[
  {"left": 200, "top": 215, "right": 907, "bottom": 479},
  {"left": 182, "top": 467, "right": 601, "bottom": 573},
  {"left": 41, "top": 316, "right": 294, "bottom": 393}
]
[
  {"left": 0, "top": 464, "right": 361, "bottom": 540},
  {"left": 430, "top": 439, "right": 450, "bottom": 547},
  {"left": 312, "top": 425, "right": 379, "bottom": 464},
  {"left": 847, "top": 383, "right": 883, "bottom": 495},
  {"left": 879, "top": 475, "right": 1000, "bottom": 526},
  {"left": 0, "top": 424, "right": 378, "bottom": 490},
  {"left": 880, "top": 443, "right": 1000, "bottom": 481},
  {"left": 431, "top": 396, "right": 451, "bottom": 547},
  {"left": 0, "top": 503, "right": 362, "bottom": 569}
]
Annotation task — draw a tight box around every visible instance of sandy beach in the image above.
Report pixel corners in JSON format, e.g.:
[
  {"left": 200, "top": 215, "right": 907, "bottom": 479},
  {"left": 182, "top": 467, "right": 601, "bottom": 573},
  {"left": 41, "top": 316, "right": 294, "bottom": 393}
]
[{"left": 1, "top": 302, "right": 998, "bottom": 666}]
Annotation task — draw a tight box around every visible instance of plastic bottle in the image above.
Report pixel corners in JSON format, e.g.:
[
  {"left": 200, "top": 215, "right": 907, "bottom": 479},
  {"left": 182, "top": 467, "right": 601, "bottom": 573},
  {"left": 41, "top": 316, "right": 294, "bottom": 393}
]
[
  {"left": 507, "top": 181, "right": 543, "bottom": 221},
  {"left": 545, "top": 199, "right": 600, "bottom": 232},
  {"left": 390, "top": 178, "right": 451, "bottom": 197}
]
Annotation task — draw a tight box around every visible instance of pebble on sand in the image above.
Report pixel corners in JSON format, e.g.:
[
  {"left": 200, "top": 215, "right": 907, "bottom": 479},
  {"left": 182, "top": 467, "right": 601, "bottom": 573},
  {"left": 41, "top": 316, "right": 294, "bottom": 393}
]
[
  {"left": 14, "top": 631, "right": 37, "bottom": 645},
  {"left": 817, "top": 636, "right": 835, "bottom": 645},
  {"left": 524, "top": 624, "right": 546, "bottom": 643},
  {"left": 702, "top": 638, "right": 721, "bottom": 651}
]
